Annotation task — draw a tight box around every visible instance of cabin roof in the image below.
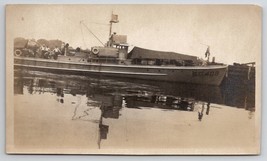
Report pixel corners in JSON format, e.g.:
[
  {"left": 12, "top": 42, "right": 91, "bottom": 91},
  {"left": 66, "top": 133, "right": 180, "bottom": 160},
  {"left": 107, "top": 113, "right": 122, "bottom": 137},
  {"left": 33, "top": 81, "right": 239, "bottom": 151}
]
[{"left": 128, "top": 47, "right": 198, "bottom": 61}]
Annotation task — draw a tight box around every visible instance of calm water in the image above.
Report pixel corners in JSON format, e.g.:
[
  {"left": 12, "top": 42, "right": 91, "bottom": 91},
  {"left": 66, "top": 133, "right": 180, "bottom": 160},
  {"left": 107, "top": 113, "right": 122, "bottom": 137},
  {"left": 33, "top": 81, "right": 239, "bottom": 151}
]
[{"left": 13, "top": 70, "right": 257, "bottom": 154}]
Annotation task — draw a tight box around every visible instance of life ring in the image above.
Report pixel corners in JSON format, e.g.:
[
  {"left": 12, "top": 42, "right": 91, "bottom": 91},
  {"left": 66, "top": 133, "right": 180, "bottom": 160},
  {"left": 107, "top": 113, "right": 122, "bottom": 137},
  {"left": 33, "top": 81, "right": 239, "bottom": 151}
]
[
  {"left": 14, "top": 49, "right": 22, "bottom": 57},
  {"left": 92, "top": 48, "right": 99, "bottom": 55}
]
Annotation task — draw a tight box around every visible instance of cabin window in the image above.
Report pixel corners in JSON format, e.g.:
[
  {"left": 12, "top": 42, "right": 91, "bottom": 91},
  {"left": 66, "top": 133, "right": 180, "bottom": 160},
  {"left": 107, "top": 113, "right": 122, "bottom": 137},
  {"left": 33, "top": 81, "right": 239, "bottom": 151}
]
[
  {"left": 148, "top": 60, "right": 155, "bottom": 65},
  {"left": 141, "top": 60, "right": 148, "bottom": 65},
  {"left": 134, "top": 59, "right": 141, "bottom": 65},
  {"left": 170, "top": 60, "right": 176, "bottom": 65},
  {"left": 155, "top": 59, "right": 161, "bottom": 66}
]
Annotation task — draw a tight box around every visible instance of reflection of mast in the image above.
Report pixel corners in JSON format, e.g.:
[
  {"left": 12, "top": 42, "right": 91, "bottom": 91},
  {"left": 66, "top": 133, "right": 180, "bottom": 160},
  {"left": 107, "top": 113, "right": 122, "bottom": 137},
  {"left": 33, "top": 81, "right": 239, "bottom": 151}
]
[
  {"left": 97, "top": 105, "right": 110, "bottom": 149},
  {"left": 96, "top": 93, "right": 122, "bottom": 149}
]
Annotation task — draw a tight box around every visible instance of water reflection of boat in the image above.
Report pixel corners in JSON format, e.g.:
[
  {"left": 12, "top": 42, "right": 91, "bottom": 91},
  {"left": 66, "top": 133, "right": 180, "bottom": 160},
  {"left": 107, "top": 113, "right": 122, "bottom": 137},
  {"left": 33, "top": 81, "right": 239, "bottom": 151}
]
[
  {"left": 14, "top": 14, "right": 227, "bottom": 86},
  {"left": 14, "top": 71, "right": 255, "bottom": 111},
  {"left": 14, "top": 70, "right": 223, "bottom": 103}
]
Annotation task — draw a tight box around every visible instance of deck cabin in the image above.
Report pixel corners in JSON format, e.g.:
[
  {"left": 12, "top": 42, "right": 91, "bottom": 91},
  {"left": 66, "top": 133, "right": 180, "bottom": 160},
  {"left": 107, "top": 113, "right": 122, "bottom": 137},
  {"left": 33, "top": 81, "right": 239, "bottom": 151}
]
[
  {"left": 127, "top": 47, "right": 199, "bottom": 66},
  {"left": 88, "top": 33, "right": 129, "bottom": 64}
]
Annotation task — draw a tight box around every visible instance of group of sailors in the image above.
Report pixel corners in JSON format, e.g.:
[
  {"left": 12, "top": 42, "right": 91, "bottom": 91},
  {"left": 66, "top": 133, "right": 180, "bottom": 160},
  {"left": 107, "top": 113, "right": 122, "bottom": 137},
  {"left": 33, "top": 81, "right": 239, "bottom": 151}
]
[{"left": 39, "top": 43, "right": 68, "bottom": 59}]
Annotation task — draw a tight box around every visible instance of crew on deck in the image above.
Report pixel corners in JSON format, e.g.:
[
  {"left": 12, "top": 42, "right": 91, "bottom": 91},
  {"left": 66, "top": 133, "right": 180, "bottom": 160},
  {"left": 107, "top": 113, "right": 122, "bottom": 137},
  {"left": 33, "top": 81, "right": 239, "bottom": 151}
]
[
  {"left": 40, "top": 44, "right": 46, "bottom": 58},
  {"left": 53, "top": 46, "right": 61, "bottom": 59}
]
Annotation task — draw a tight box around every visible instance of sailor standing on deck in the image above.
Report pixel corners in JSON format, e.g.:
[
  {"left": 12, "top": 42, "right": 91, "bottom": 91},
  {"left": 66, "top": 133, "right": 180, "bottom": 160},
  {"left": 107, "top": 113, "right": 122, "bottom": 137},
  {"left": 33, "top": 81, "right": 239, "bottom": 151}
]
[
  {"left": 61, "top": 43, "right": 69, "bottom": 56},
  {"left": 61, "top": 43, "right": 65, "bottom": 55},
  {"left": 40, "top": 44, "right": 46, "bottom": 58},
  {"left": 53, "top": 46, "right": 61, "bottom": 59},
  {"left": 44, "top": 46, "right": 50, "bottom": 59}
]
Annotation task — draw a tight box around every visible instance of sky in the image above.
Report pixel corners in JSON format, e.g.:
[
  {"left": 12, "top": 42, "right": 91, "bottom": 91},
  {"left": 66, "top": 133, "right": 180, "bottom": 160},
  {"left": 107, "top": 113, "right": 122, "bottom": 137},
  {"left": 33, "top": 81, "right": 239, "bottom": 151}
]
[{"left": 6, "top": 4, "right": 261, "bottom": 64}]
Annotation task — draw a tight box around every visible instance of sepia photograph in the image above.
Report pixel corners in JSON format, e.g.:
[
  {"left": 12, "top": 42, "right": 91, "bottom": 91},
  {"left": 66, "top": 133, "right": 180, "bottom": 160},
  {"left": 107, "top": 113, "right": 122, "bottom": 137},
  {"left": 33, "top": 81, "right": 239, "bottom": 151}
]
[{"left": 6, "top": 4, "right": 261, "bottom": 155}]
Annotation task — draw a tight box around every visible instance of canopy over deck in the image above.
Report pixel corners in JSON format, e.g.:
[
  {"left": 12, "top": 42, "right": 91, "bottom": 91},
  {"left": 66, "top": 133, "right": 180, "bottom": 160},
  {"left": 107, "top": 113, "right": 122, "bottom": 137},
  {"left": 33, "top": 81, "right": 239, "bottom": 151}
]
[{"left": 128, "top": 47, "right": 198, "bottom": 63}]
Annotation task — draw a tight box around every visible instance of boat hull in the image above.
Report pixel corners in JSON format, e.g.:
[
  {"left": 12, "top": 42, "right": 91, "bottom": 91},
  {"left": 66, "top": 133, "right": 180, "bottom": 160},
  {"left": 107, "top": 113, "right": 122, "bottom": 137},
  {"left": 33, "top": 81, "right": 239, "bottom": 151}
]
[{"left": 14, "top": 57, "right": 227, "bottom": 86}]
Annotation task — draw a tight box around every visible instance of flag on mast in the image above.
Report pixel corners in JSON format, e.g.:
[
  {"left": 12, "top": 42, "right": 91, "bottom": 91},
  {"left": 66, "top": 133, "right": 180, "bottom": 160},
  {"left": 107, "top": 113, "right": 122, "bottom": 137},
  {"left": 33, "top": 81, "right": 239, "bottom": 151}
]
[
  {"left": 110, "top": 14, "right": 119, "bottom": 23},
  {"left": 205, "top": 46, "right": 210, "bottom": 58}
]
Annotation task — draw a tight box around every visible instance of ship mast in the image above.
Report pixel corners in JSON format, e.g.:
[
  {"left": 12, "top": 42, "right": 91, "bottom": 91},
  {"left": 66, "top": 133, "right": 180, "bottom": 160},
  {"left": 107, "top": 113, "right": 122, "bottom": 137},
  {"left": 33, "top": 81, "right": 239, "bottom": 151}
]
[
  {"left": 108, "top": 12, "right": 119, "bottom": 47},
  {"left": 109, "top": 12, "right": 119, "bottom": 36},
  {"left": 109, "top": 14, "right": 113, "bottom": 37}
]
